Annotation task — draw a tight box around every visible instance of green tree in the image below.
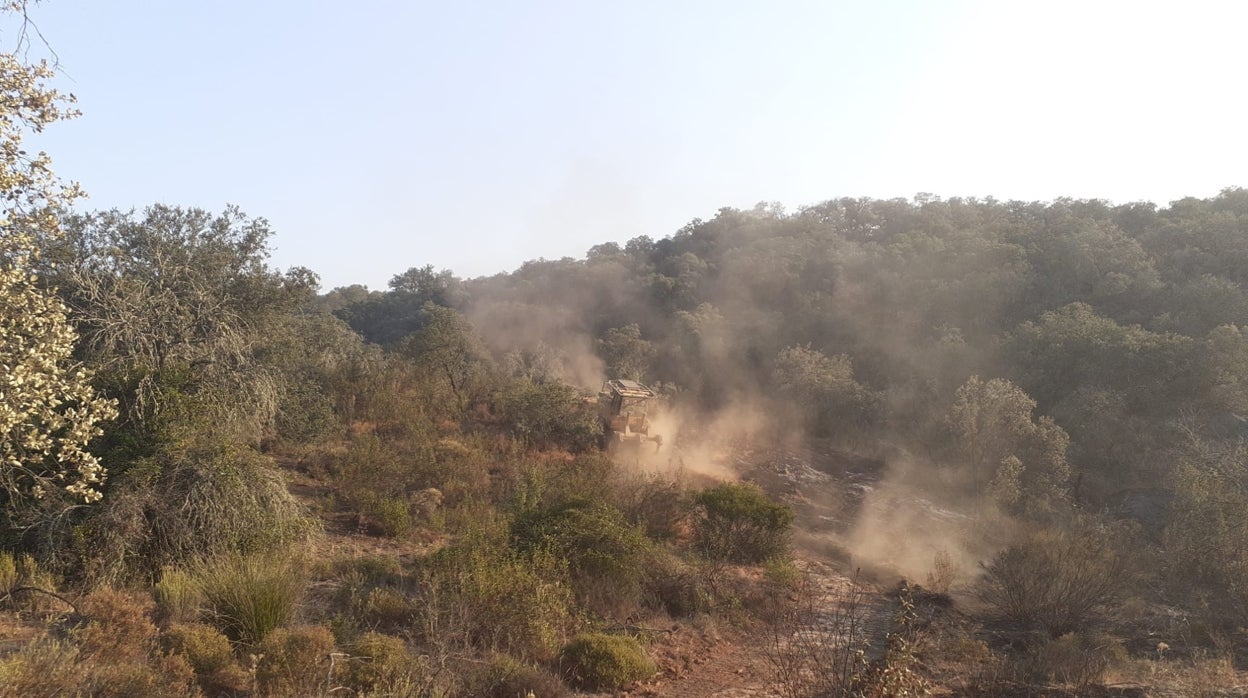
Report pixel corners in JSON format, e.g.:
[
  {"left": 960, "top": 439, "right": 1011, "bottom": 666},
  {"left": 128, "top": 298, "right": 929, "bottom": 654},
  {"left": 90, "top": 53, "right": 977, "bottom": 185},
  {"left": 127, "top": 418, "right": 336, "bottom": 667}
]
[
  {"left": 401, "top": 303, "right": 493, "bottom": 413},
  {"left": 597, "top": 323, "right": 654, "bottom": 382},
  {"left": 948, "top": 376, "right": 1071, "bottom": 513}
]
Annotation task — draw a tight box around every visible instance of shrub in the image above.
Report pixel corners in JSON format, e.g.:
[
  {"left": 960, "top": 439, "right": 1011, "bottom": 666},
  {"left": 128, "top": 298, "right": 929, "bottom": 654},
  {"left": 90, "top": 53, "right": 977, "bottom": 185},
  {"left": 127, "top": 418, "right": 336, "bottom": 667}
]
[
  {"left": 558, "top": 633, "right": 655, "bottom": 690},
  {"left": 510, "top": 499, "right": 651, "bottom": 615},
  {"left": 153, "top": 566, "right": 202, "bottom": 623},
  {"left": 162, "top": 622, "right": 249, "bottom": 695},
  {"left": 0, "top": 551, "right": 60, "bottom": 614},
  {"left": 493, "top": 379, "right": 601, "bottom": 452},
  {"left": 0, "top": 639, "right": 87, "bottom": 698},
  {"left": 1022, "top": 631, "right": 1126, "bottom": 688},
  {"left": 161, "top": 623, "right": 234, "bottom": 675},
  {"left": 976, "top": 524, "right": 1127, "bottom": 635},
  {"left": 692, "top": 482, "right": 793, "bottom": 564},
  {"left": 196, "top": 553, "right": 305, "bottom": 645},
  {"left": 341, "top": 632, "right": 425, "bottom": 693},
  {"left": 462, "top": 654, "right": 569, "bottom": 698},
  {"left": 255, "top": 625, "right": 337, "bottom": 697},
  {"left": 642, "top": 551, "right": 712, "bottom": 618},
  {"left": 420, "top": 543, "right": 575, "bottom": 661},
  {"left": 69, "top": 444, "right": 316, "bottom": 583}
]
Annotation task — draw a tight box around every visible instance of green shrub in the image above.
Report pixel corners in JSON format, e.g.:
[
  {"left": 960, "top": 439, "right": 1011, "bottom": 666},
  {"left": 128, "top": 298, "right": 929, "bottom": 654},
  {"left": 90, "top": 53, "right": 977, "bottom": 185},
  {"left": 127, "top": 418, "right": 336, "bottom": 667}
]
[
  {"left": 196, "top": 553, "right": 305, "bottom": 645},
  {"left": 558, "top": 633, "right": 655, "bottom": 690},
  {"left": 359, "top": 493, "right": 414, "bottom": 538},
  {"left": 153, "top": 566, "right": 202, "bottom": 623},
  {"left": 421, "top": 544, "right": 574, "bottom": 661},
  {"left": 494, "top": 379, "right": 601, "bottom": 452},
  {"left": 255, "top": 625, "right": 336, "bottom": 697},
  {"left": 0, "top": 551, "right": 59, "bottom": 613},
  {"left": 642, "top": 552, "right": 712, "bottom": 618},
  {"left": 510, "top": 499, "right": 651, "bottom": 615},
  {"left": 692, "top": 482, "right": 793, "bottom": 564}
]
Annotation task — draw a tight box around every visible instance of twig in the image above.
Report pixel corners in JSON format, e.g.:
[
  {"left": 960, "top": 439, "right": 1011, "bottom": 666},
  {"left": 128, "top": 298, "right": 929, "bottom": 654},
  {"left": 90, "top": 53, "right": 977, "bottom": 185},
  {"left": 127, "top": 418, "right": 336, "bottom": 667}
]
[{"left": 0, "top": 585, "right": 79, "bottom": 614}]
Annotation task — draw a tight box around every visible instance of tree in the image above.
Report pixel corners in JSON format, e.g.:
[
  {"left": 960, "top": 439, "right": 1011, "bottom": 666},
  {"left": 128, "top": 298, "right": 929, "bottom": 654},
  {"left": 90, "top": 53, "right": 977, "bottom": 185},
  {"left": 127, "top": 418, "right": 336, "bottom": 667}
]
[
  {"left": 401, "top": 303, "right": 493, "bottom": 413},
  {"left": 597, "top": 324, "right": 654, "bottom": 382},
  {"left": 41, "top": 205, "right": 318, "bottom": 442},
  {"left": 0, "top": 6, "right": 117, "bottom": 520},
  {"left": 948, "top": 376, "right": 1071, "bottom": 513}
]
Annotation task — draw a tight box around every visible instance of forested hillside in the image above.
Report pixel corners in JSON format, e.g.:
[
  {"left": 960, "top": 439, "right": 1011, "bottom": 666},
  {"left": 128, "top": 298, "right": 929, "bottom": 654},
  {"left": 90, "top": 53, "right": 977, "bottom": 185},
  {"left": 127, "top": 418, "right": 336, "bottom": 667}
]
[{"left": 5, "top": 2, "right": 1248, "bottom": 691}]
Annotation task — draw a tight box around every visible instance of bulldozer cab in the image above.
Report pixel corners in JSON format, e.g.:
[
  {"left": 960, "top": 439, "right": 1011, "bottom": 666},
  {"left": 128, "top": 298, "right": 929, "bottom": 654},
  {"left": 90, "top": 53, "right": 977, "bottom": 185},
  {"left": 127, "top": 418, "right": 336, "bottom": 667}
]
[{"left": 598, "top": 379, "right": 661, "bottom": 450}]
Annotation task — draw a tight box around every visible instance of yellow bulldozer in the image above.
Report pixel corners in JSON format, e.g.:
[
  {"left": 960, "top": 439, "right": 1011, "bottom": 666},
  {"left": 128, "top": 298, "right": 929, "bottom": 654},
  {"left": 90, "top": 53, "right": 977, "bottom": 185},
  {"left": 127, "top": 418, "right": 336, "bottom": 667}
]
[{"left": 597, "top": 379, "right": 663, "bottom": 453}]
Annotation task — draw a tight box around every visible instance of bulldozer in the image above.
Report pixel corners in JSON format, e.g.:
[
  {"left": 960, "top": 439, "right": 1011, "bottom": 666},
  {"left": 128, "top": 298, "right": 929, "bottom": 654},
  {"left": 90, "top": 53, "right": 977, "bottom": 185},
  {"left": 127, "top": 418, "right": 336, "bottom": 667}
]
[{"left": 597, "top": 379, "right": 663, "bottom": 453}]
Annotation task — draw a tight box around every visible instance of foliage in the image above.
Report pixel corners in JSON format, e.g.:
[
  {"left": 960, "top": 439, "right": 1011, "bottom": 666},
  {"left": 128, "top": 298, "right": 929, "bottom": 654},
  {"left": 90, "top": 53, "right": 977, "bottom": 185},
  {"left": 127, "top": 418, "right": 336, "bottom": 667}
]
[
  {"left": 420, "top": 542, "right": 575, "bottom": 661},
  {"left": 341, "top": 631, "right": 427, "bottom": 694},
  {"left": 493, "top": 378, "right": 601, "bottom": 452},
  {"left": 948, "top": 376, "right": 1071, "bottom": 513},
  {"left": 462, "top": 654, "right": 570, "bottom": 698},
  {"left": 255, "top": 625, "right": 336, "bottom": 697},
  {"left": 597, "top": 323, "right": 655, "bottom": 381},
  {"left": 0, "top": 27, "right": 116, "bottom": 526},
  {"left": 70, "top": 443, "right": 315, "bottom": 582},
  {"left": 692, "top": 482, "right": 793, "bottom": 564},
  {"left": 976, "top": 523, "right": 1128, "bottom": 636},
  {"left": 1164, "top": 434, "right": 1248, "bottom": 622},
  {"left": 557, "top": 632, "right": 655, "bottom": 690},
  {"left": 195, "top": 553, "right": 306, "bottom": 646},
  {"left": 510, "top": 498, "right": 651, "bottom": 614}
]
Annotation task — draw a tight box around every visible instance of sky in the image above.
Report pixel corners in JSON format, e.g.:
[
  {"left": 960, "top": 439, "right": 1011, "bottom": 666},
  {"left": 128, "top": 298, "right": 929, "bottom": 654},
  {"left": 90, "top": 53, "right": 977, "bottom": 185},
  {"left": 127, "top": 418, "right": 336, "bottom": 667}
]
[{"left": 13, "top": 0, "right": 1248, "bottom": 290}]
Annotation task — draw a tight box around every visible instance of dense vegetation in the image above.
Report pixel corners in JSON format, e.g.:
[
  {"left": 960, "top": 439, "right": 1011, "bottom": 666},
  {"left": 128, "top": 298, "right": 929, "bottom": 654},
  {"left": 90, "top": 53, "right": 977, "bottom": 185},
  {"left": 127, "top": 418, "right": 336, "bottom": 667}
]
[{"left": 4, "top": 3, "right": 1248, "bottom": 694}]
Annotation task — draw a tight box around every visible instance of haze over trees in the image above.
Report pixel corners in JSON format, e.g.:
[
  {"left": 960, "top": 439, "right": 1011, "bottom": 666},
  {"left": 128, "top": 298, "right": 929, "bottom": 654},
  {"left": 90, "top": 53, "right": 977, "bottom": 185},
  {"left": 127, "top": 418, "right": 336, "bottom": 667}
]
[{"left": 5, "top": 1, "right": 1248, "bottom": 692}]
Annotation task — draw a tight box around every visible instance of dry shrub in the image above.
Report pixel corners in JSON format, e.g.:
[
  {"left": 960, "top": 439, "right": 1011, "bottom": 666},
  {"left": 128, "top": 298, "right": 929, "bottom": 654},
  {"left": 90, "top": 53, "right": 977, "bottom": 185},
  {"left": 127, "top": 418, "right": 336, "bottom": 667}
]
[
  {"left": 196, "top": 552, "right": 305, "bottom": 645},
  {"left": 255, "top": 625, "right": 337, "bottom": 697},
  {"left": 0, "top": 639, "right": 87, "bottom": 698},
  {"left": 328, "top": 556, "right": 420, "bottom": 639},
  {"left": 0, "top": 589, "right": 200, "bottom": 698},
  {"left": 765, "top": 573, "right": 872, "bottom": 698},
  {"left": 461, "top": 654, "right": 569, "bottom": 698},
  {"left": 557, "top": 633, "right": 655, "bottom": 691},
  {"left": 977, "top": 523, "right": 1127, "bottom": 636},
  {"left": 925, "top": 548, "right": 957, "bottom": 595},
  {"left": 165, "top": 623, "right": 250, "bottom": 694},
  {"left": 1021, "top": 631, "right": 1125, "bottom": 689}
]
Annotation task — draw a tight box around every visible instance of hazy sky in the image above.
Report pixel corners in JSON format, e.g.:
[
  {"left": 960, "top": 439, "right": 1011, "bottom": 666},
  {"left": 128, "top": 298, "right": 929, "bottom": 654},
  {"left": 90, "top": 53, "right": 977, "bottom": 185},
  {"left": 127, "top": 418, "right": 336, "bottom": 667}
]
[{"left": 18, "top": 0, "right": 1248, "bottom": 289}]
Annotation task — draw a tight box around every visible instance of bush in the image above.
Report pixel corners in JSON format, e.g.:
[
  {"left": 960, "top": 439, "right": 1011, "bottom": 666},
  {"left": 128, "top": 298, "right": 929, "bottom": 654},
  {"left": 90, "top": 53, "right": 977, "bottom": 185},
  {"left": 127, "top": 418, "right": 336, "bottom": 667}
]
[
  {"left": 420, "top": 543, "right": 575, "bottom": 661},
  {"left": 255, "top": 625, "right": 337, "bottom": 697},
  {"left": 162, "top": 622, "right": 249, "bottom": 695},
  {"left": 977, "top": 523, "right": 1127, "bottom": 635},
  {"left": 0, "top": 551, "right": 60, "bottom": 614},
  {"left": 69, "top": 444, "right": 316, "bottom": 583},
  {"left": 462, "top": 654, "right": 569, "bottom": 698},
  {"left": 161, "top": 623, "right": 234, "bottom": 675},
  {"left": 341, "top": 632, "right": 426, "bottom": 693},
  {"left": 153, "top": 566, "right": 202, "bottom": 623},
  {"left": 510, "top": 499, "right": 651, "bottom": 614},
  {"left": 558, "top": 633, "right": 655, "bottom": 690},
  {"left": 494, "top": 379, "right": 601, "bottom": 452},
  {"left": 642, "top": 551, "right": 712, "bottom": 618},
  {"left": 196, "top": 553, "right": 305, "bottom": 645},
  {"left": 693, "top": 482, "right": 793, "bottom": 564},
  {"left": 1022, "top": 631, "right": 1126, "bottom": 688}
]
